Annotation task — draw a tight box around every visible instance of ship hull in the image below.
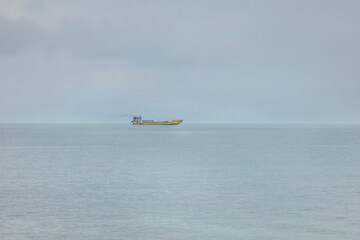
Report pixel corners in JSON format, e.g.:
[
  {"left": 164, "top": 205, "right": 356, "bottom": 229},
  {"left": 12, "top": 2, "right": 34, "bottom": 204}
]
[{"left": 132, "top": 120, "right": 183, "bottom": 125}]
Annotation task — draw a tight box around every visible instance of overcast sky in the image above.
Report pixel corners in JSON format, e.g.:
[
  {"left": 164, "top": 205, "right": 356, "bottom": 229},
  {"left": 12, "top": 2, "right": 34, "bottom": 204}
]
[{"left": 1, "top": 0, "right": 359, "bottom": 123}]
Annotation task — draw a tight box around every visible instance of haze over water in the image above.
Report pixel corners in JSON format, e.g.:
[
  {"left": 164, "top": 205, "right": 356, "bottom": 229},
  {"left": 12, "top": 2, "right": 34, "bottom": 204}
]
[{"left": 1, "top": 124, "right": 359, "bottom": 240}]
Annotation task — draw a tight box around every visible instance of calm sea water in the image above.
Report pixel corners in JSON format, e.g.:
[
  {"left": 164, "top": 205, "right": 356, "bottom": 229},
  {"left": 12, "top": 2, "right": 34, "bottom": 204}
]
[{"left": 1, "top": 124, "right": 360, "bottom": 240}]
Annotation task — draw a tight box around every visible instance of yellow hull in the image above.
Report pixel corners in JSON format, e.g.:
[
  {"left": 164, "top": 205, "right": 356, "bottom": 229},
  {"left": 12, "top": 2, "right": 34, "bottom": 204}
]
[{"left": 132, "top": 120, "right": 183, "bottom": 125}]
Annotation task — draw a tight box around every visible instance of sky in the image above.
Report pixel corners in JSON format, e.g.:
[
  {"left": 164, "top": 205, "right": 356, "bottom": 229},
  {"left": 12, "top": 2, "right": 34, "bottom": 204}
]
[{"left": 0, "top": 0, "right": 359, "bottom": 124}]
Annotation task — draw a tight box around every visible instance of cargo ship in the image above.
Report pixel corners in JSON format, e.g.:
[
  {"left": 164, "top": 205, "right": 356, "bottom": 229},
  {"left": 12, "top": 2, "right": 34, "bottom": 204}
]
[{"left": 131, "top": 115, "right": 183, "bottom": 125}]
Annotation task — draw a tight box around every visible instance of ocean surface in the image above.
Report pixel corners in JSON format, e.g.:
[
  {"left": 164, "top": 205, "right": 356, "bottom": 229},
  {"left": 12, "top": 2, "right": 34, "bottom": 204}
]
[{"left": 1, "top": 124, "right": 360, "bottom": 240}]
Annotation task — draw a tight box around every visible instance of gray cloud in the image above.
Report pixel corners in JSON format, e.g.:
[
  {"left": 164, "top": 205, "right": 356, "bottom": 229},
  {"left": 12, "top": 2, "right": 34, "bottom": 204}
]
[
  {"left": 0, "top": 0, "right": 360, "bottom": 123},
  {"left": 0, "top": 16, "right": 40, "bottom": 54}
]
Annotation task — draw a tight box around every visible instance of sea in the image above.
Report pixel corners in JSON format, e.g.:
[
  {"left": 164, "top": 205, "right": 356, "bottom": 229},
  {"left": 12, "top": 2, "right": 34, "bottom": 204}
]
[{"left": 0, "top": 124, "right": 359, "bottom": 240}]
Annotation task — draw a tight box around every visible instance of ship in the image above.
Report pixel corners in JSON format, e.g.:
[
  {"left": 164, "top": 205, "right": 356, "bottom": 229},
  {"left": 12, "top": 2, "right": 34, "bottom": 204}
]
[{"left": 131, "top": 115, "right": 183, "bottom": 125}]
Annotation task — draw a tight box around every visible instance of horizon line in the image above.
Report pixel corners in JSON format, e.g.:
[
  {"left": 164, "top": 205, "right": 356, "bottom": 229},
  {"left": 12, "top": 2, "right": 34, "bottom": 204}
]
[{"left": 1, "top": 122, "right": 360, "bottom": 125}]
